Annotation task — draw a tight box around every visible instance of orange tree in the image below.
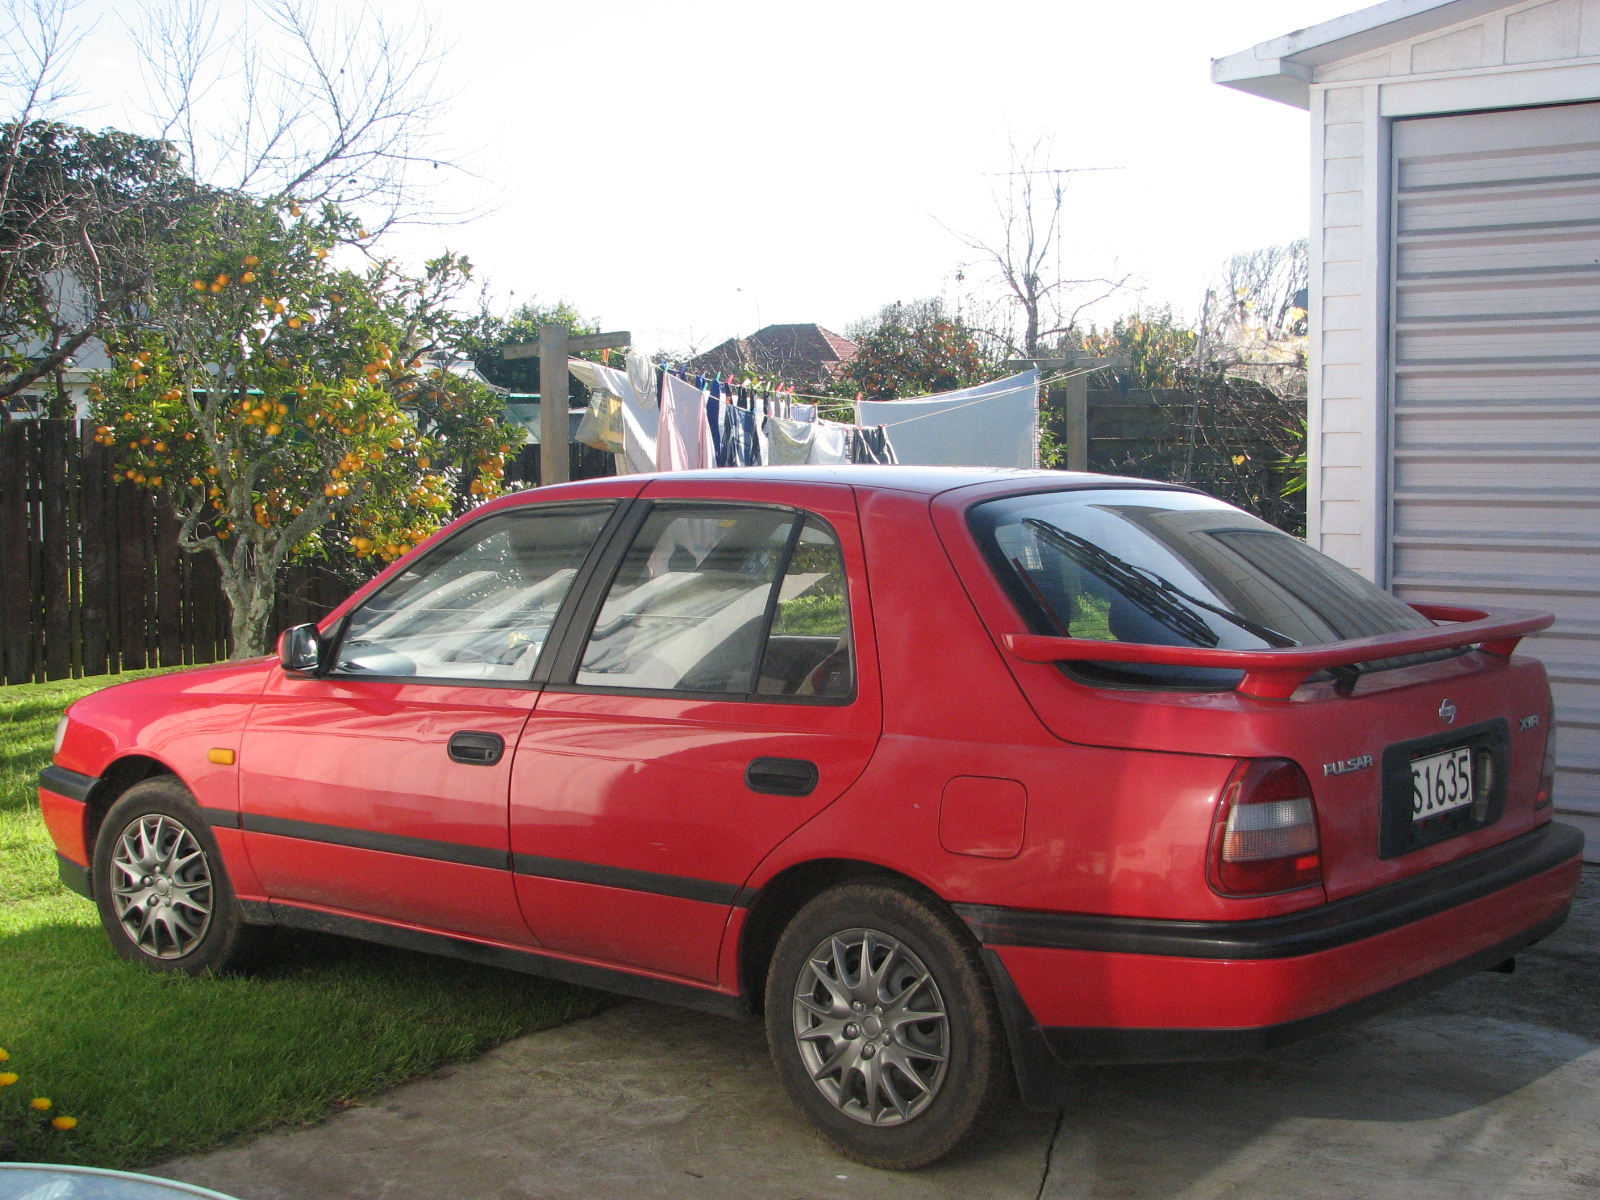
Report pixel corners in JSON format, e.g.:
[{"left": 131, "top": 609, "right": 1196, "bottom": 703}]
[{"left": 90, "top": 193, "right": 520, "bottom": 656}]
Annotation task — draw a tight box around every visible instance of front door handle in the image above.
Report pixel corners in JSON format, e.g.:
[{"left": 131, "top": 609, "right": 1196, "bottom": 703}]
[
  {"left": 746, "top": 757, "right": 819, "bottom": 797},
  {"left": 448, "top": 731, "right": 505, "bottom": 766}
]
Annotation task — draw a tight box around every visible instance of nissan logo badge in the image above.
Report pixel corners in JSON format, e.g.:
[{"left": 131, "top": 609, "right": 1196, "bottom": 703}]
[{"left": 1439, "top": 699, "right": 1458, "bottom": 724}]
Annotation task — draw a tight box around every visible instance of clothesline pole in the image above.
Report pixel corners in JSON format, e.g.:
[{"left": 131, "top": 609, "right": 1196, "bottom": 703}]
[
  {"left": 538, "top": 326, "right": 569, "bottom": 484},
  {"left": 503, "top": 325, "right": 632, "bottom": 485}
]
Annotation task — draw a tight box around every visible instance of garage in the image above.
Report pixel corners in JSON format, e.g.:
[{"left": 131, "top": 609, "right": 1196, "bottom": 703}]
[{"left": 1214, "top": 0, "right": 1600, "bottom": 857}]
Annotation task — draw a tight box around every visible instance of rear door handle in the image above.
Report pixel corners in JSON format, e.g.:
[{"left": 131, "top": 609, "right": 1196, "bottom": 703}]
[
  {"left": 448, "top": 731, "right": 505, "bottom": 766},
  {"left": 746, "top": 757, "right": 819, "bottom": 797}
]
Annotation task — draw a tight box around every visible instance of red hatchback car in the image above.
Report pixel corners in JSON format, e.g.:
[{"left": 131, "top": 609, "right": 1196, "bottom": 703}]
[{"left": 41, "top": 467, "right": 1582, "bottom": 1167}]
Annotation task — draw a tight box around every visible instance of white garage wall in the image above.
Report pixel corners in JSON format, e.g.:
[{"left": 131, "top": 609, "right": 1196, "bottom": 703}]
[
  {"left": 1303, "top": 0, "right": 1600, "bottom": 857},
  {"left": 1307, "top": 0, "right": 1600, "bottom": 585}
]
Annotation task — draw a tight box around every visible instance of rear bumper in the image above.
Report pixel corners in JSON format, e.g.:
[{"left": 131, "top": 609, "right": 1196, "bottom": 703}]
[{"left": 962, "top": 821, "right": 1584, "bottom": 1109}]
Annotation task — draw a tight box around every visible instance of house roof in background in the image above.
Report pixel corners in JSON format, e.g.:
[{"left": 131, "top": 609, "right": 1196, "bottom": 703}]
[
  {"left": 1212, "top": 0, "right": 1514, "bottom": 107},
  {"left": 685, "top": 323, "right": 858, "bottom": 389}
]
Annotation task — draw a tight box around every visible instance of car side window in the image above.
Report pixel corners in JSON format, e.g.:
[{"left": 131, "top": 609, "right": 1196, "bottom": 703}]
[
  {"left": 334, "top": 504, "right": 614, "bottom": 681},
  {"left": 574, "top": 505, "right": 853, "bottom": 699},
  {"left": 756, "top": 517, "right": 853, "bottom": 698}
]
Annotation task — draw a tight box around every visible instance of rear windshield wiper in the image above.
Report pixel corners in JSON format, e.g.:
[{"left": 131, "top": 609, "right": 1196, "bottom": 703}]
[
  {"left": 1123, "top": 561, "right": 1299, "bottom": 648},
  {"left": 1020, "top": 520, "right": 1299, "bottom": 650},
  {"left": 1020, "top": 520, "right": 1218, "bottom": 646}
]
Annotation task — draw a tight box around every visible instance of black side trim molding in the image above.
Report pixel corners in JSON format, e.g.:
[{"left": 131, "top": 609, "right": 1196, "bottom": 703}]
[
  {"left": 239, "top": 899, "right": 746, "bottom": 1019},
  {"left": 956, "top": 821, "right": 1583, "bottom": 960},
  {"left": 242, "top": 813, "right": 511, "bottom": 871},
  {"left": 40, "top": 765, "right": 96, "bottom": 803},
  {"left": 239, "top": 812, "right": 758, "bottom": 908},
  {"left": 512, "top": 853, "right": 757, "bottom": 908},
  {"left": 199, "top": 806, "right": 240, "bottom": 830},
  {"left": 57, "top": 853, "right": 92, "bottom": 900}
]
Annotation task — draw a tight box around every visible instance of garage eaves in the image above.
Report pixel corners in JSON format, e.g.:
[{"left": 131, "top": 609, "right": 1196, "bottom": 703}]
[{"left": 1211, "top": 0, "right": 1515, "bottom": 108}]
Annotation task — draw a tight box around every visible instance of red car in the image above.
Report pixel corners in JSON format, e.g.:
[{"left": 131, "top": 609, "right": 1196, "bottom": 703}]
[{"left": 40, "top": 467, "right": 1582, "bottom": 1167}]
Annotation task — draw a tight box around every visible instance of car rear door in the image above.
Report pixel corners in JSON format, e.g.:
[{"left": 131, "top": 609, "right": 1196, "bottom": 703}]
[
  {"left": 509, "top": 478, "right": 882, "bottom": 985},
  {"left": 238, "top": 498, "right": 626, "bottom": 943}
]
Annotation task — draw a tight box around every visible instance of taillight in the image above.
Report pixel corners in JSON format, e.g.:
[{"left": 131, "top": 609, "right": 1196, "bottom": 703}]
[
  {"left": 1535, "top": 728, "right": 1557, "bottom": 811},
  {"left": 1209, "top": 758, "right": 1323, "bottom": 897}
]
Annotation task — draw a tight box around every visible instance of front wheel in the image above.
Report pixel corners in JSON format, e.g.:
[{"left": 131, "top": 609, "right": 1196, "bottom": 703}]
[
  {"left": 91, "top": 777, "right": 262, "bottom": 975},
  {"left": 764, "top": 882, "right": 1013, "bottom": 1168}
]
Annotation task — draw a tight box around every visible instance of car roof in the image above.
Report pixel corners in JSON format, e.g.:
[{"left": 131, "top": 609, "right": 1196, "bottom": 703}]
[{"left": 520, "top": 465, "right": 1185, "bottom": 499}]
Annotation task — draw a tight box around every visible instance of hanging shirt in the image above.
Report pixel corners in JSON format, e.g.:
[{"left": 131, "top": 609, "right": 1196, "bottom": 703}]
[
  {"left": 790, "top": 402, "right": 818, "bottom": 424},
  {"left": 768, "top": 416, "right": 814, "bottom": 465},
  {"left": 568, "top": 357, "right": 657, "bottom": 474},
  {"left": 717, "top": 401, "right": 761, "bottom": 467},
  {"left": 850, "top": 424, "right": 899, "bottom": 465},
  {"left": 658, "top": 371, "right": 712, "bottom": 471},
  {"left": 705, "top": 395, "right": 724, "bottom": 465},
  {"left": 807, "top": 421, "right": 852, "bottom": 465}
]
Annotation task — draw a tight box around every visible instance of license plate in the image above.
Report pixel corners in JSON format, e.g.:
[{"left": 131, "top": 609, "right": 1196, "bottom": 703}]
[{"left": 1411, "top": 746, "right": 1474, "bottom": 821}]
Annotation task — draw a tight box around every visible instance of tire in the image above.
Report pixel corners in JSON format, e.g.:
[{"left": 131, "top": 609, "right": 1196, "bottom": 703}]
[
  {"left": 91, "top": 777, "right": 263, "bottom": 975},
  {"left": 764, "top": 881, "right": 1014, "bottom": 1169}
]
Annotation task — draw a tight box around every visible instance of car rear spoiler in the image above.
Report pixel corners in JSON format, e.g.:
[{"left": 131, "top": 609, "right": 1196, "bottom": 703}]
[{"left": 1001, "top": 604, "right": 1554, "bottom": 700}]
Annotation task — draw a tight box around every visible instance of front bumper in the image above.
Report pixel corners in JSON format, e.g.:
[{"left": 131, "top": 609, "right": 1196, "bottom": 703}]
[{"left": 959, "top": 821, "right": 1584, "bottom": 1109}]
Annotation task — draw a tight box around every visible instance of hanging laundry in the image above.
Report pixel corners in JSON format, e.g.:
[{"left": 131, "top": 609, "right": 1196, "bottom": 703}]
[
  {"left": 768, "top": 416, "right": 816, "bottom": 465},
  {"left": 806, "top": 420, "right": 852, "bottom": 465},
  {"left": 717, "top": 399, "right": 761, "bottom": 467},
  {"left": 850, "top": 424, "right": 898, "bottom": 464},
  {"left": 856, "top": 369, "right": 1039, "bottom": 469},
  {"left": 790, "top": 402, "right": 818, "bottom": 424},
  {"left": 568, "top": 357, "right": 658, "bottom": 474},
  {"left": 658, "top": 371, "right": 714, "bottom": 471},
  {"left": 574, "top": 391, "right": 625, "bottom": 453}
]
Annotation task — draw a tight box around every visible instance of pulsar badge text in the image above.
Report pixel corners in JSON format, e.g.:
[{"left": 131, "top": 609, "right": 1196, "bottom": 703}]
[{"left": 1323, "top": 754, "right": 1374, "bottom": 777}]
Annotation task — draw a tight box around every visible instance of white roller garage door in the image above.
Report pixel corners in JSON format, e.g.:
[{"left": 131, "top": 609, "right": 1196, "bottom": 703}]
[{"left": 1389, "top": 100, "right": 1600, "bottom": 858}]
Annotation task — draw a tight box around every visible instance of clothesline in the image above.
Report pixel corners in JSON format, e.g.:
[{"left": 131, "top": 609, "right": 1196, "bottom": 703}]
[
  {"left": 574, "top": 356, "right": 1056, "bottom": 474},
  {"left": 792, "top": 367, "right": 1106, "bottom": 431},
  {"left": 788, "top": 365, "right": 1108, "bottom": 410}
]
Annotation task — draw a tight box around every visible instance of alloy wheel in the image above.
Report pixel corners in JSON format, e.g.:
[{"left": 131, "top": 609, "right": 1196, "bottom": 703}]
[
  {"left": 791, "top": 928, "right": 950, "bottom": 1126},
  {"left": 108, "top": 813, "right": 214, "bottom": 959}
]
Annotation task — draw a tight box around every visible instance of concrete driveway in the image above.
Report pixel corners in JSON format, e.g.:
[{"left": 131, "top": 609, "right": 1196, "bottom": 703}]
[{"left": 162, "top": 869, "right": 1599, "bottom": 1200}]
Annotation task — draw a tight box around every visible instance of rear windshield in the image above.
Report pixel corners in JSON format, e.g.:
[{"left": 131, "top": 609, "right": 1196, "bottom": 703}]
[{"left": 970, "top": 488, "right": 1435, "bottom": 690}]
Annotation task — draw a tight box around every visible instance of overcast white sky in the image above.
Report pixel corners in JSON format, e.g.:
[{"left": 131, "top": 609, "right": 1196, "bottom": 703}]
[{"left": 51, "top": 0, "right": 1358, "bottom": 356}]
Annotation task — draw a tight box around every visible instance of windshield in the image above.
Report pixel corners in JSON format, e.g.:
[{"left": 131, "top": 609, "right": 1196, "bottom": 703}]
[{"left": 970, "top": 488, "right": 1435, "bottom": 689}]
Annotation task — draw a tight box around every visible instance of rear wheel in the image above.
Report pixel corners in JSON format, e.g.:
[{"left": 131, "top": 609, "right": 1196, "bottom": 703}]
[
  {"left": 91, "top": 777, "right": 262, "bottom": 975},
  {"left": 764, "top": 882, "right": 1013, "bottom": 1168}
]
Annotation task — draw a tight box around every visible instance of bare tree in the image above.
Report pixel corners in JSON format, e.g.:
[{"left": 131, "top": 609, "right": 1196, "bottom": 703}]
[
  {"left": 945, "top": 139, "right": 1130, "bottom": 359},
  {"left": 1205, "top": 239, "right": 1309, "bottom": 349},
  {"left": 131, "top": 0, "right": 462, "bottom": 237}
]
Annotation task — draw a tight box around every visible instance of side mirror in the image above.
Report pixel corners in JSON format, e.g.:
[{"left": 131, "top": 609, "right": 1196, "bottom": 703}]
[{"left": 278, "top": 623, "right": 326, "bottom": 674}]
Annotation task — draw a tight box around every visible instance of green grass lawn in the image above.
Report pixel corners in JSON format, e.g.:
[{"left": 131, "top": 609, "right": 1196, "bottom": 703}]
[{"left": 1, "top": 669, "right": 606, "bottom": 1168}]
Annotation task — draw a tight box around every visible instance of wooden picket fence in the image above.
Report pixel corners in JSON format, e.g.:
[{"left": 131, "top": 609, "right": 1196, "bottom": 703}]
[{"left": 0, "top": 420, "right": 347, "bottom": 684}]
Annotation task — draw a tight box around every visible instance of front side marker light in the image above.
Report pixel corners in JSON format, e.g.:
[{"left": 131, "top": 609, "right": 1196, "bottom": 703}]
[
  {"left": 53, "top": 717, "right": 69, "bottom": 757},
  {"left": 1210, "top": 758, "right": 1324, "bottom": 897}
]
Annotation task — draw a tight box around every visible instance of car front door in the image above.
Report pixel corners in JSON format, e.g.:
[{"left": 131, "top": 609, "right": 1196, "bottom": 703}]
[
  {"left": 509, "top": 479, "right": 882, "bottom": 984},
  {"left": 238, "top": 498, "right": 626, "bottom": 943}
]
